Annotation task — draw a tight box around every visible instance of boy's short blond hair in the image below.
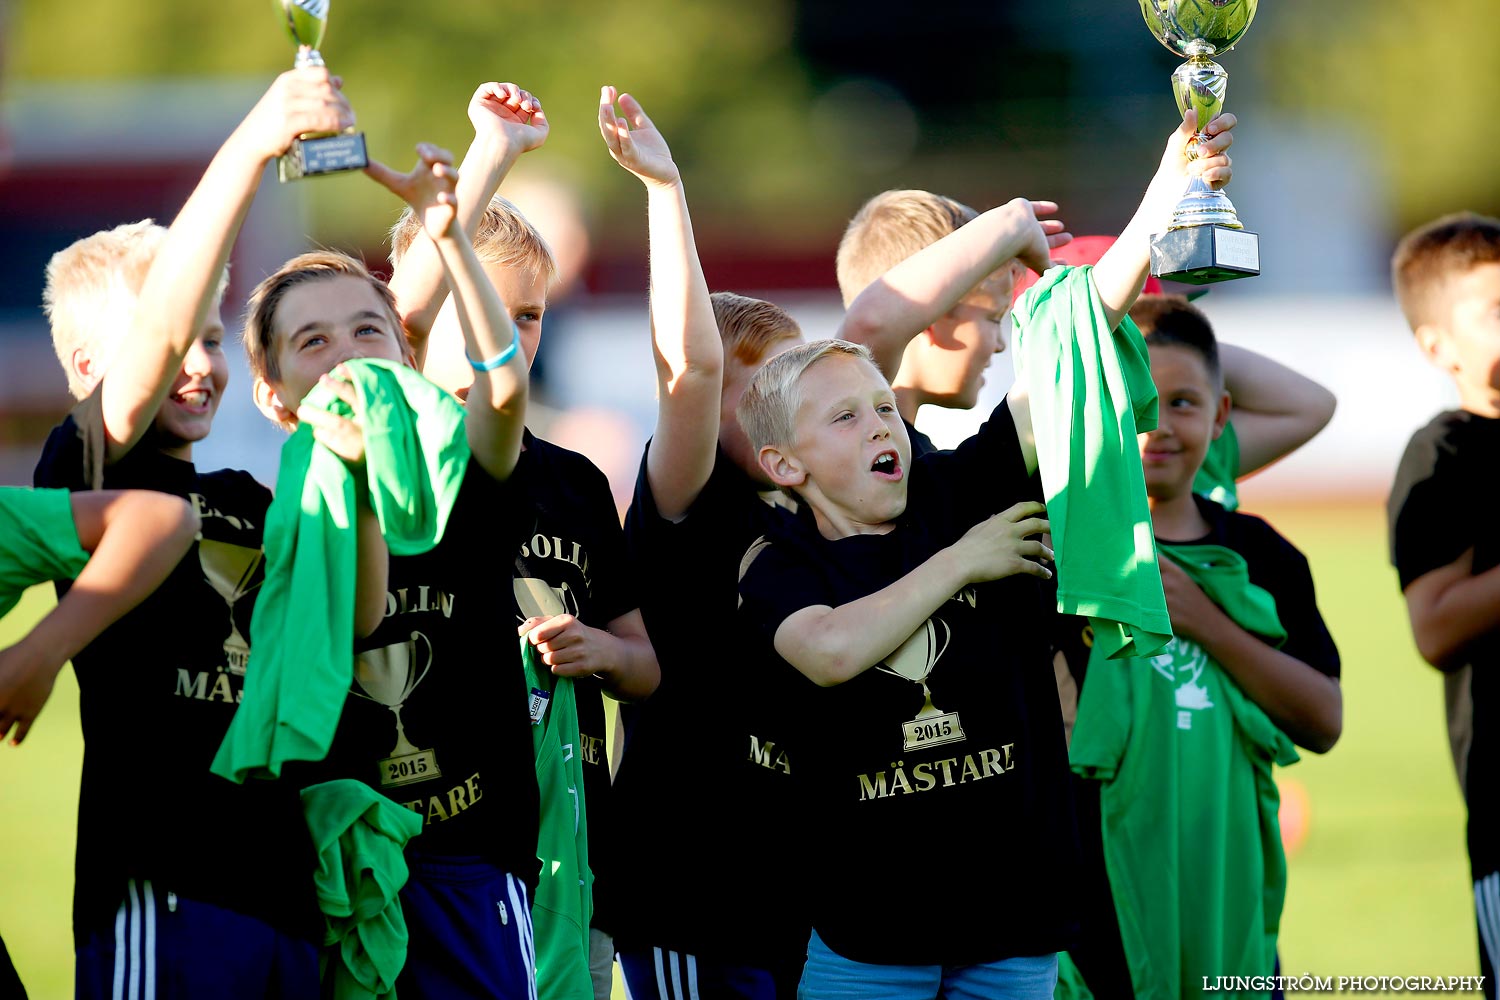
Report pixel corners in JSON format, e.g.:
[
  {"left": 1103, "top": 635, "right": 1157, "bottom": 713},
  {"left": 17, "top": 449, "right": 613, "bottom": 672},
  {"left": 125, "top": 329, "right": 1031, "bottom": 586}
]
[
  {"left": 835, "top": 190, "right": 979, "bottom": 307},
  {"left": 738, "top": 339, "right": 877, "bottom": 453},
  {"left": 1392, "top": 212, "right": 1500, "bottom": 329},
  {"left": 388, "top": 194, "right": 559, "bottom": 289},
  {"left": 243, "top": 250, "right": 402, "bottom": 385},
  {"left": 43, "top": 220, "right": 229, "bottom": 399},
  {"left": 711, "top": 292, "right": 801, "bottom": 367}
]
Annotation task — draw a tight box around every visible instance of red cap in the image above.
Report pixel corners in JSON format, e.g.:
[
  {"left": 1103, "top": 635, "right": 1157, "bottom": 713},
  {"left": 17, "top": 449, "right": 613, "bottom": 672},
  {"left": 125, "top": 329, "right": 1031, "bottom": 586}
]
[{"left": 1011, "top": 234, "right": 1165, "bottom": 300}]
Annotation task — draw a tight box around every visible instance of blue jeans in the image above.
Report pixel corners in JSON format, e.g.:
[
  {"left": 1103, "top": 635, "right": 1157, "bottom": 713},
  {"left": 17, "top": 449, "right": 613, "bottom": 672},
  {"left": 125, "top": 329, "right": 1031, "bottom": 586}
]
[{"left": 798, "top": 930, "right": 1057, "bottom": 1000}]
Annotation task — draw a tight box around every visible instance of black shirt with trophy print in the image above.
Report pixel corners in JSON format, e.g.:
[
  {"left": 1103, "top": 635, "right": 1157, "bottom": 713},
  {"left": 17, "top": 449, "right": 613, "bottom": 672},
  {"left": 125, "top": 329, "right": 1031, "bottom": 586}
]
[
  {"left": 614, "top": 443, "right": 813, "bottom": 969},
  {"left": 34, "top": 389, "right": 320, "bottom": 942},
  {"left": 509, "top": 430, "right": 635, "bottom": 933},
  {"left": 737, "top": 399, "right": 1079, "bottom": 967},
  {"left": 309, "top": 459, "right": 541, "bottom": 882}
]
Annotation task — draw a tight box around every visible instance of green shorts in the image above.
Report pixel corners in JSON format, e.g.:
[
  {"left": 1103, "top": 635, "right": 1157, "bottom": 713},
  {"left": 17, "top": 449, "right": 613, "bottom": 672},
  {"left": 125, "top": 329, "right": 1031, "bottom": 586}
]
[{"left": 0, "top": 487, "right": 89, "bottom": 620}]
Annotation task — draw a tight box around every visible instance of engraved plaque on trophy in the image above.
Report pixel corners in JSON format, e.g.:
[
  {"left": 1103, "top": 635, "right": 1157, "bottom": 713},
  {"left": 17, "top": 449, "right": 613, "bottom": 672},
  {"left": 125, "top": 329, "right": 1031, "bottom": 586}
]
[
  {"left": 1141, "top": 0, "right": 1261, "bottom": 284},
  {"left": 274, "top": 0, "right": 368, "bottom": 182}
]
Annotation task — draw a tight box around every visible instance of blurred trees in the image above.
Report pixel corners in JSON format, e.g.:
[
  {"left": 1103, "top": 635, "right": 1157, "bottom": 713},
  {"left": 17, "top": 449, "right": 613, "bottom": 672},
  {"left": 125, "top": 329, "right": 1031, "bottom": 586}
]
[{"left": 1258, "top": 0, "right": 1500, "bottom": 228}]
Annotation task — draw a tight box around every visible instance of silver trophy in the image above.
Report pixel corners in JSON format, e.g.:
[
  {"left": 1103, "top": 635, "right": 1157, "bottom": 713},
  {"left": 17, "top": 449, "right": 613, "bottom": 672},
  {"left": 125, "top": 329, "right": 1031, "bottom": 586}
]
[
  {"left": 274, "top": 0, "right": 368, "bottom": 182},
  {"left": 1141, "top": 0, "right": 1261, "bottom": 284}
]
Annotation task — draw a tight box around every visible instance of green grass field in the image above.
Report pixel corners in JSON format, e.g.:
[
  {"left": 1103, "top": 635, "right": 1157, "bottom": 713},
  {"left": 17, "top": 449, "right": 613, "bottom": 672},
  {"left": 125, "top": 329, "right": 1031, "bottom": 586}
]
[{"left": 0, "top": 501, "right": 1481, "bottom": 997}]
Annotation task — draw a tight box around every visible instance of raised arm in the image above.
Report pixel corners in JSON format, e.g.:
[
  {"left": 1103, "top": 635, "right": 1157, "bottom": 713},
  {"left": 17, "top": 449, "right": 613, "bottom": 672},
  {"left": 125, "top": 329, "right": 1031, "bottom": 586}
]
[
  {"left": 100, "top": 70, "right": 352, "bottom": 462},
  {"left": 389, "top": 82, "right": 548, "bottom": 366},
  {"left": 1219, "top": 344, "right": 1337, "bottom": 477},
  {"left": 772, "top": 504, "right": 1051, "bottom": 686},
  {"left": 838, "top": 198, "right": 1067, "bottom": 379},
  {"left": 1093, "top": 111, "right": 1235, "bottom": 331},
  {"left": 368, "top": 146, "right": 528, "bottom": 481},
  {"left": 0, "top": 490, "right": 199, "bottom": 745},
  {"left": 599, "top": 86, "right": 723, "bottom": 521}
]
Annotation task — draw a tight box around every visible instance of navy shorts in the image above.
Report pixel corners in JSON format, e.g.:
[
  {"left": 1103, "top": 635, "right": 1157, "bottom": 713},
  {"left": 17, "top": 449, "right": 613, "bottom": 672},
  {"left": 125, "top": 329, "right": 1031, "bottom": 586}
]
[
  {"left": 619, "top": 946, "right": 800, "bottom": 1000},
  {"left": 74, "top": 879, "right": 319, "bottom": 1000},
  {"left": 398, "top": 854, "right": 537, "bottom": 1000}
]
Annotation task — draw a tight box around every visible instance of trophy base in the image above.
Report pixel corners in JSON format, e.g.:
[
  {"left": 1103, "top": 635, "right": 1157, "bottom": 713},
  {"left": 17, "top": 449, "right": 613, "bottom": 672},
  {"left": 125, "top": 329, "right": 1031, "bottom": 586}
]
[
  {"left": 277, "top": 130, "right": 368, "bottom": 183},
  {"left": 1150, "top": 225, "right": 1260, "bottom": 285}
]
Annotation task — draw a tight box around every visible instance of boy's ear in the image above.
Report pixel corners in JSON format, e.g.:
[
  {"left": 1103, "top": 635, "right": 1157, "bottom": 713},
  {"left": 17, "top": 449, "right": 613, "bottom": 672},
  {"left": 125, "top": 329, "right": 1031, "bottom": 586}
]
[
  {"left": 1211, "top": 390, "right": 1232, "bottom": 440},
  {"left": 253, "top": 377, "right": 297, "bottom": 432},
  {"left": 1414, "top": 323, "right": 1458, "bottom": 373},
  {"left": 757, "top": 443, "right": 806, "bottom": 490},
  {"left": 72, "top": 347, "right": 103, "bottom": 394}
]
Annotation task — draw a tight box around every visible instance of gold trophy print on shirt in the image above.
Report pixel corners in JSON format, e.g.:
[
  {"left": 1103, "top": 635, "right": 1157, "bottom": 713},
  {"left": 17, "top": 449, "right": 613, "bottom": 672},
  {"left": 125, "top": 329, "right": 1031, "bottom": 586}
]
[
  {"left": 1148, "top": 636, "right": 1216, "bottom": 730},
  {"left": 879, "top": 617, "right": 967, "bottom": 751},
  {"left": 353, "top": 631, "right": 442, "bottom": 787},
  {"left": 197, "top": 539, "right": 264, "bottom": 676}
]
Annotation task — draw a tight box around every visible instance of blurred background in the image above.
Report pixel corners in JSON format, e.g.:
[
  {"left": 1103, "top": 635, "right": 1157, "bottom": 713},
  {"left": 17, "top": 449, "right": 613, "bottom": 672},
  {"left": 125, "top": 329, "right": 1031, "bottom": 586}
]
[{"left": 1, "top": 0, "right": 1496, "bottom": 996}]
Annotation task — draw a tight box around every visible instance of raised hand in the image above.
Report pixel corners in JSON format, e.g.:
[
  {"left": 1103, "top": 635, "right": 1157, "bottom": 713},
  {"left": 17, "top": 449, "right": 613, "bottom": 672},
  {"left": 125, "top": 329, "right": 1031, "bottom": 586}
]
[
  {"left": 1006, "top": 198, "right": 1073, "bottom": 275},
  {"left": 366, "top": 143, "right": 459, "bottom": 240},
  {"left": 238, "top": 67, "right": 354, "bottom": 162},
  {"left": 1160, "top": 109, "right": 1235, "bottom": 191},
  {"left": 598, "top": 86, "right": 680, "bottom": 188},
  {"left": 297, "top": 366, "right": 369, "bottom": 470},
  {"left": 951, "top": 501, "right": 1054, "bottom": 584},
  {"left": 469, "top": 81, "right": 549, "bottom": 155}
]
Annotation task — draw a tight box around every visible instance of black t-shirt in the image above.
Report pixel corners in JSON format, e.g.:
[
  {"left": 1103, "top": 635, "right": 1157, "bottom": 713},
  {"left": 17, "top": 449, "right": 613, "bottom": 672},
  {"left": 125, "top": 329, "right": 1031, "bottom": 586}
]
[
  {"left": 614, "top": 444, "right": 812, "bottom": 964},
  {"left": 1054, "top": 493, "right": 1341, "bottom": 994},
  {"left": 1389, "top": 409, "right": 1500, "bottom": 878},
  {"left": 309, "top": 460, "right": 541, "bottom": 881},
  {"left": 34, "top": 390, "right": 320, "bottom": 941},
  {"left": 510, "top": 430, "right": 634, "bottom": 932},
  {"left": 738, "top": 400, "right": 1078, "bottom": 967}
]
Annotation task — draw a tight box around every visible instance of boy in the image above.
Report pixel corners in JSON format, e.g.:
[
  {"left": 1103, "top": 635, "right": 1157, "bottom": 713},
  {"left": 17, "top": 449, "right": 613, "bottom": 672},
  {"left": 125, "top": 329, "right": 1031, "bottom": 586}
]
[
  {"left": 734, "top": 110, "right": 1239, "bottom": 997},
  {"left": 386, "top": 82, "right": 661, "bottom": 1000},
  {"left": 1388, "top": 212, "right": 1500, "bottom": 997},
  {"left": 835, "top": 190, "right": 1063, "bottom": 456},
  {"left": 242, "top": 140, "right": 537, "bottom": 999},
  {"left": 735, "top": 338, "right": 1069, "bottom": 997},
  {"left": 595, "top": 87, "right": 814, "bottom": 999},
  {"left": 33, "top": 67, "right": 362, "bottom": 998},
  {"left": 1062, "top": 295, "right": 1342, "bottom": 998}
]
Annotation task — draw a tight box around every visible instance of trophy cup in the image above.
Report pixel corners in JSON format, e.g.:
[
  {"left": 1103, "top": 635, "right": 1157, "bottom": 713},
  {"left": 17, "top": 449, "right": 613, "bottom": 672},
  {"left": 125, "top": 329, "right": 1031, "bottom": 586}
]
[
  {"left": 353, "top": 632, "right": 441, "bottom": 787},
  {"left": 197, "top": 538, "right": 264, "bottom": 676},
  {"left": 879, "top": 618, "right": 967, "bottom": 752},
  {"left": 1141, "top": 0, "right": 1261, "bottom": 284},
  {"left": 274, "top": 0, "right": 368, "bottom": 183}
]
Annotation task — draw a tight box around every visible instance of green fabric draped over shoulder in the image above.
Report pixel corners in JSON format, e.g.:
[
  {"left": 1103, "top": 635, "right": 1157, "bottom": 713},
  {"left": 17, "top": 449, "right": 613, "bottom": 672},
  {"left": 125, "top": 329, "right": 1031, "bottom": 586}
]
[
  {"left": 212, "top": 358, "right": 471, "bottom": 783},
  {"left": 1012, "top": 265, "right": 1171, "bottom": 660}
]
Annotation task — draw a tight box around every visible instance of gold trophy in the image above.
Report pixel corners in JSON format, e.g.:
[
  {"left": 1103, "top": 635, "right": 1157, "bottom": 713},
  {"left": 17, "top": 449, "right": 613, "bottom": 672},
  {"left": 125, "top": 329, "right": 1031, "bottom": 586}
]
[
  {"left": 1141, "top": 0, "right": 1261, "bottom": 284},
  {"left": 353, "top": 632, "right": 440, "bottom": 787},
  {"left": 880, "top": 618, "right": 966, "bottom": 752},
  {"left": 274, "top": 0, "right": 368, "bottom": 182},
  {"left": 197, "top": 538, "right": 264, "bottom": 676}
]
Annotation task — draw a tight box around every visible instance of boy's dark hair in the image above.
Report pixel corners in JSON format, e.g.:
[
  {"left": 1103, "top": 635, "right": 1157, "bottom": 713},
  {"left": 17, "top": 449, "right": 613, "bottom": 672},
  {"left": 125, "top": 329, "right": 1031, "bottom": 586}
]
[
  {"left": 1130, "top": 294, "right": 1222, "bottom": 387},
  {"left": 1391, "top": 212, "right": 1500, "bottom": 330}
]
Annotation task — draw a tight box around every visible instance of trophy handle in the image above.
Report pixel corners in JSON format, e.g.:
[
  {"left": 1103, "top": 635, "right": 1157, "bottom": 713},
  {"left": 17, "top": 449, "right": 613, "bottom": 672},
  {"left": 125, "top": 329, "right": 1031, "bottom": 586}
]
[{"left": 410, "top": 631, "right": 434, "bottom": 688}]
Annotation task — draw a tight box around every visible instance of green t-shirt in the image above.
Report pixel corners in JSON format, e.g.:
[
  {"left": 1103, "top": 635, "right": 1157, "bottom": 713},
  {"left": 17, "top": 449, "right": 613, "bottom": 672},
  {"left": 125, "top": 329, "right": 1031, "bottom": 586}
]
[
  {"left": 0, "top": 487, "right": 89, "bottom": 620},
  {"left": 1013, "top": 265, "right": 1171, "bottom": 660},
  {"left": 523, "top": 640, "right": 593, "bottom": 1000},
  {"left": 213, "top": 359, "right": 471, "bottom": 784},
  {"left": 1067, "top": 544, "right": 1298, "bottom": 1000},
  {"left": 301, "top": 778, "right": 424, "bottom": 1000}
]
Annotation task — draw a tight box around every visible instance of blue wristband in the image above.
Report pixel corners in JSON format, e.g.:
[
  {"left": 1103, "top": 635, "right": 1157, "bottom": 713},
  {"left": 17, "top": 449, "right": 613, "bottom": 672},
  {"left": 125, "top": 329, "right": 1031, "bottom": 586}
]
[{"left": 466, "top": 323, "right": 521, "bottom": 372}]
